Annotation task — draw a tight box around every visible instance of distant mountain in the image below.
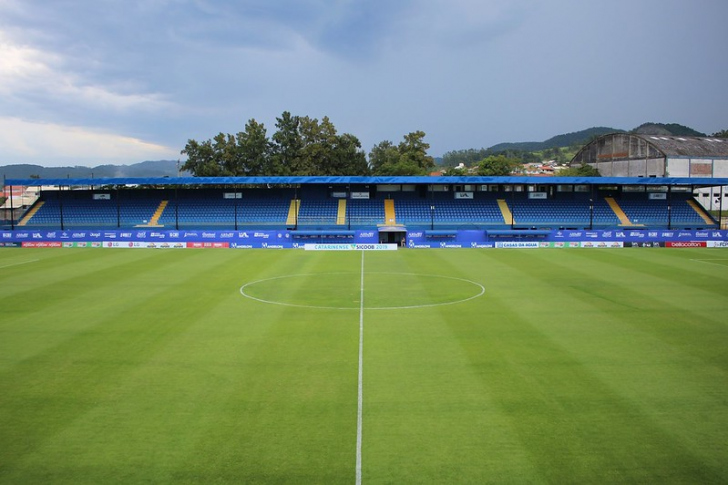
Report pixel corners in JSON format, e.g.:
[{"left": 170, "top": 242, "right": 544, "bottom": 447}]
[
  {"left": 1, "top": 160, "right": 184, "bottom": 180},
  {"left": 488, "top": 127, "right": 620, "bottom": 152},
  {"left": 631, "top": 122, "right": 706, "bottom": 137},
  {"left": 486, "top": 123, "right": 708, "bottom": 153}
]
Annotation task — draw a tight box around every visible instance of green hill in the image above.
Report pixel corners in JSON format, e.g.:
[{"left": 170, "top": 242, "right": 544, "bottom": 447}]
[
  {"left": 631, "top": 122, "right": 706, "bottom": 137},
  {"left": 488, "top": 127, "right": 620, "bottom": 152},
  {"left": 1, "top": 160, "right": 184, "bottom": 180}
]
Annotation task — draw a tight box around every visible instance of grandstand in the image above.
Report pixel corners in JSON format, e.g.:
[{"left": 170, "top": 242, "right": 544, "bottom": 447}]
[
  {"left": 6, "top": 178, "right": 721, "bottom": 230},
  {"left": 2, "top": 176, "right": 727, "bottom": 248}
]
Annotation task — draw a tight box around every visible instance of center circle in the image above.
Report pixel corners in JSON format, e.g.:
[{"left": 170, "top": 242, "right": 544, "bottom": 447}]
[{"left": 239, "top": 272, "right": 484, "bottom": 310}]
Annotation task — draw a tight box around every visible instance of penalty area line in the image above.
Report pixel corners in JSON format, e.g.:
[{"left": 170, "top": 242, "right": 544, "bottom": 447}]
[
  {"left": 0, "top": 259, "right": 40, "bottom": 270},
  {"left": 690, "top": 258, "right": 728, "bottom": 267}
]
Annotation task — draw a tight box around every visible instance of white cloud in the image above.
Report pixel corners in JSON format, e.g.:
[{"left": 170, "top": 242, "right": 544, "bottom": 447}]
[
  {"left": 0, "top": 117, "right": 178, "bottom": 166},
  {"left": 0, "top": 32, "right": 170, "bottom": 113}
]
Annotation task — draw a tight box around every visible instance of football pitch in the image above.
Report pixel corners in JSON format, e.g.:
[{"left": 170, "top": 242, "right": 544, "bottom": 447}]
[{"left": 1, "top": 247, "right": 727, "bottom": 484}]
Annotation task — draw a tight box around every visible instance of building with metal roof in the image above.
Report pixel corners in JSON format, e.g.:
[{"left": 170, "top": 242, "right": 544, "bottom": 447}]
[{"left": 571, "top": 134, "right": 728, "bottom": 211}]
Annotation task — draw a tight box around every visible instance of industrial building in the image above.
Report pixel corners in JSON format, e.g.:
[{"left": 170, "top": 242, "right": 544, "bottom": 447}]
[{"left": 571, "top": 134, "right": 728, "bottom": 212}]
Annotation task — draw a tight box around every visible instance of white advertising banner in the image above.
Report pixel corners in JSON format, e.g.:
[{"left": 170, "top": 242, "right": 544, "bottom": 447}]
[
  {"left": 304, "top": 243, "right": 398, "bottom": 251},
  {"left": 495, "top": 241, "right": 540, "bottom": 248},
  {"left": 103, "top": 241, "right": 186, "bottom": 249}
]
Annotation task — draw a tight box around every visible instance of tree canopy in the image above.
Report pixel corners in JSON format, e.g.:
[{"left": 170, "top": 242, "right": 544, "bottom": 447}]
[
  {"left": 182, "top": 112, "right": 370, "bottom": 177},
  {"left": 370, "top": 131, "right": 436, "bottom": 176},
  {"left": 475, "top": 155, "right": 520, "bottom": 176},
  {"left": 557, "top": 164, "right": 601, "bottom": 177}
]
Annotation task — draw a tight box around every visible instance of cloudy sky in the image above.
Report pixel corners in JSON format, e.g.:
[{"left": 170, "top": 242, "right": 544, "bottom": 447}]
[{"left": 1, "top": 0, "right": 727, "bottom": 167}]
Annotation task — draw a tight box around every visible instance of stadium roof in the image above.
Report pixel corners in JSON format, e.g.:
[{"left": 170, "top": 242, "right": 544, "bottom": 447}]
[
  {"left": 643, "top": 136, "right": 728, "bottom": 157},
  {"left": 4, "top": 175, "right": 728, "bottom": 187},
  {"left": 579, "top": 134, "right": 728, "bottom": 159}
]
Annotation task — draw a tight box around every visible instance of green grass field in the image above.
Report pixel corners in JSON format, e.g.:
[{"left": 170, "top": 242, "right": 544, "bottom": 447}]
[{"left": 1, "top": 248, "right": 727, "bottom": 484}]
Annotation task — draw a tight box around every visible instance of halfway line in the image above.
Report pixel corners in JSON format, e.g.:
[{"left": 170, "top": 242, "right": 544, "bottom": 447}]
[{"left": 355, "top": 250, "right": 364, "bottom": 485}]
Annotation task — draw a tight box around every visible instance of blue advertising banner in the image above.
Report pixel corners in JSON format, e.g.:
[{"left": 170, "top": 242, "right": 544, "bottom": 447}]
[{"left": 2, "top": 228, "right": 727, "bottom": 248}]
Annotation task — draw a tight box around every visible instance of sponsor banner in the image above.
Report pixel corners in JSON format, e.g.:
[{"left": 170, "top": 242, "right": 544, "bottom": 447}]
[
  {"left": 22, "top": 241, "right": 62, "bottom": 248},
  {"left": 61, "top": 242, "right": 101, "bottom": 248},
  {"left": 454, "top": 192, "right": 473, "bottom": 199},
  {"left": 495, "top": 241, "right": 540, "bottom": 249},
  {"left": 408, "top": 242, "right": 437, "bottom": 249},
  {"left": 93, "top": 193, "right": 111, "bottom": 200},
  {"left": 580, "top": 241, "right": 625, "bottom": 248},
  {"left": 104, "top": 241, "right": 188, "bottom": 248},
  {"left": 356, "top": 230, "right": 378, "bottom": 242},
  {"left": 350, "top": 192, "right": 370, "bottom": 199},
  {"left": 0, "top": 241, "right": 21, "bottom": 247},
  {"left": 624, "top": 242, "right": 664, "bottom": 248},
  {"left": 528, "top": 192, "right": 547, "bottom": 199},
  {"left": 539, "top": 241, "right": 584, "bottom": 248},
  {"left": 304, "top": 243, "right": 397, "bottom": 251},
  {"left": 186, "top": 242, "right": 229, "bottom": 249},
  {"left": 665, "top": 241, "right": 707, "bottom": 248},
  {"left": 708, "top": 241, "right": 728, "bottom": 248}
]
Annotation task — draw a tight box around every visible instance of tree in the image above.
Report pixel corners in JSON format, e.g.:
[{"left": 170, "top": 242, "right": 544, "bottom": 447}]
[
  {"left": 181, "top": 138, "right": 225, "bottom": 176},
  {"left": 329, "top": 133, "right": 370, "bottom": 176},
  {"left": 557, "top": 164, "right": 601, "bottom": 177},
  {"left": 711, "top": 129, "right": 728, "bottom": 138},
  {"left": 476, "top": 155, "right": 519, "bottom": 176},
  {"left": 442, "top": 166, "right": 468, "bottom": 176},
  {"left": 296, "top": 116, "right": 330, "bottom": 175},
  {"left": 442, "top": 148, "right": 489, "bottom": 168},
  {"left": 398, "top": 131, "right": 435, "bottom": 174},
  {"left": 279, "top": 114, "right": 369, "bottom": 176},
  {"left": 271, "top": 111, "right": 303, "bottom": 175},
  {"left": 369, "top": 141, "right": 400, "bottom": 173},
  {"left": 182, "top": 126, "right": 270, "bottom": 177},
  {"left": 235, "top": 119, "right": 271, "bottom": 176},
  {"left": 370, "top": 131, "right": 435, "bottom": 175},
  {"left": 212, "top": 132, "right": 242, "bottom": 176}
]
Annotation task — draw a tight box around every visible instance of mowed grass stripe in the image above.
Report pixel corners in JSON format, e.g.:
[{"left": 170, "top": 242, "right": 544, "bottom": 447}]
[
  {"left": 1, "top": 249, "right": 362, "bottom": 483},
  {"left": 359, "top": 249, "right": 728, "bottom": 482},
  {"left": 0, "top": 250, "right": 255, "bottom": 480},
  {"left": 0, "top": 249, "right": 243, "bottom": 369},
  {"left": 362, "top": 252, "right": 535, "bottom": 482},
  {"left": 471, "top": 249, "right": 728, "bottom": 481},
  {"left": 170, "top": 251, "right": 360, "bottom": 482}
]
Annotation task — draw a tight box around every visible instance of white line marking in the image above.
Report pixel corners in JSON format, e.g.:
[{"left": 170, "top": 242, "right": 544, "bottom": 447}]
[
  {"left": 0, "top": 259, "right": 40, "bottom": 270},
  {"left": 356, "top": 251, "right": 364, "bottom": 485},
  {"left": 690, "top": 258, "right": 728, "bottom": 267},
  {"left": 239, "top": 272, "right": 485, "bottom": 310}
]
